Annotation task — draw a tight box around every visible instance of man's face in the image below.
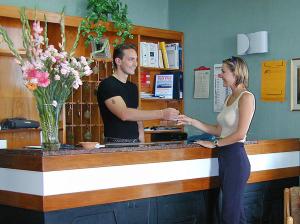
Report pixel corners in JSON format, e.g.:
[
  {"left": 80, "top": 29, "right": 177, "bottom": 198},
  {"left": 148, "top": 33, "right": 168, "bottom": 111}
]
[{"left": 117, "top": 49, "right": 137, "bottom": 75}]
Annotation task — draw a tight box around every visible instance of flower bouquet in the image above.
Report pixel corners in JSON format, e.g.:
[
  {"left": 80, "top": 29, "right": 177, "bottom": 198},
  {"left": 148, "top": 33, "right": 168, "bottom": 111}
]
[{"left": 0, "top": 8, "right": 92, "bottom": 150}]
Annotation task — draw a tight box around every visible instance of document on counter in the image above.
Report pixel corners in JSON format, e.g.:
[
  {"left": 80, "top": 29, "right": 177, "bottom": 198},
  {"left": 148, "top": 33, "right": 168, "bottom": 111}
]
[
  {"left": 261, "top": 60, "right": 286, "bottom": 102},
  {"left": 214, "top": 64, "right": 231, "bottom": 112},
  {"left": 194, "top": 67, "right": 210, "bottom": 98}
]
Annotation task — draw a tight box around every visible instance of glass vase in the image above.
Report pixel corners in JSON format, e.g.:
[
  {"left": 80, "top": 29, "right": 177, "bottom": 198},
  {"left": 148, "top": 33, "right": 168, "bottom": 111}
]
[{"left": 36, "top": 102, "right": 63, "bottom": 150}]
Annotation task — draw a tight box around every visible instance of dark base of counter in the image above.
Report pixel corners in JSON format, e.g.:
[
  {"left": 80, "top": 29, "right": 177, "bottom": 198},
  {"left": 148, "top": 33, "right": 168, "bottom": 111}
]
[{"left": 0, "top": 177, "right": 298, "bottom": 224}]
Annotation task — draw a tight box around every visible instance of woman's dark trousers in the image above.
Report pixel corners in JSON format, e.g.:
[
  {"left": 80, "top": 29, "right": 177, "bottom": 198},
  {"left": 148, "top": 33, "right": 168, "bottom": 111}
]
[{"left": 218, "top": 142, "right": 251, "bottom": 224}]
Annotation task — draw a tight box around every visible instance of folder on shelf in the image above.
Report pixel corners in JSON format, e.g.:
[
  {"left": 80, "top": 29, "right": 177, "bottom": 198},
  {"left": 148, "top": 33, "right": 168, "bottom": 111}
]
[
  {"left": 179, "top": 46, "right": 182, "bottom": 69},
  {"left": 148, "top": 43, "right": 159, "bottom": 68},
  {"left": 173, "top": 72, "right": 183, "bottom": 99},
  {"left": 158, "top": 49, "right": 164, "bottom": 68},
  {"left": 140, "top": 42, "right": 148, "bottom": 66},
  {"left": 159, "top": 42, "right": 169, "bottom": 68},
  {"left": 166, "top": 43, "right": 180, "bottom": 69}
]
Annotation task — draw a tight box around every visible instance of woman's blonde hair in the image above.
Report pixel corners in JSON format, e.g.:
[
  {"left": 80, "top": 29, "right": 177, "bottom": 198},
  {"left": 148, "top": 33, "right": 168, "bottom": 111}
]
[{"left": 223, "top": 56, "right": 249, "bottom": 87}]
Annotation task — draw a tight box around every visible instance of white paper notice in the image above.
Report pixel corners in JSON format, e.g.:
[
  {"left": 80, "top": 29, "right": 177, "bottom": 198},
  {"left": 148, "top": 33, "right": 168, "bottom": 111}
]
[
  {"left": 194, "top": 70, "right": 210, "bottom": 98},
  {"left": 214, "top": 64, "right": 232, "bottom": 112}
]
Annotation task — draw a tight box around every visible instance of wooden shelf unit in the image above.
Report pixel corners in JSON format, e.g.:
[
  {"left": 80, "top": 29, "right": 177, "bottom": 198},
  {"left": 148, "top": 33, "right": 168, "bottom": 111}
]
[
  {"left": 65, "top": 59, "right": 114, "bottom": 145},
  {"left": 0, "top": 48, "right": 26, "bottom": 57},
  {"left": 0, "top": 5, "right": 184, "bottom": 146},
  {"left": 140, "top": 66, "right": 181, "bottom": 71}
]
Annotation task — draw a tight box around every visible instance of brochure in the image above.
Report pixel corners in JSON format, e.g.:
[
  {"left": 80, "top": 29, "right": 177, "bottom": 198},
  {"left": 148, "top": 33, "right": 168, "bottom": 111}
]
[{"left": 154, "top": 74, "right": 174, "bottom": 99}]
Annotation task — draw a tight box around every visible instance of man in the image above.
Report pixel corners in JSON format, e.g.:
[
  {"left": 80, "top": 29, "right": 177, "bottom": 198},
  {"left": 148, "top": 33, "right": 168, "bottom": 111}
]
[{"left": 97, "top": 44, "right": 179, "bottom": 143}]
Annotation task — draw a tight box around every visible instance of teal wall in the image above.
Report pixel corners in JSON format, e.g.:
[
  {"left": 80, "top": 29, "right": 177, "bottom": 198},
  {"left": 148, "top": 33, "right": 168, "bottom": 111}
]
[
  {"left": 169, "top": 0, "right": 300, "bottom": 140},
  {"left": 122, "top": 0, "right": 169, "bottom": 29},
  {"left": 0, "top": 0, "right": 87, "bottom": 17},
  {"left": 0, "top": 0, "right": 169, "bottom": 29}
]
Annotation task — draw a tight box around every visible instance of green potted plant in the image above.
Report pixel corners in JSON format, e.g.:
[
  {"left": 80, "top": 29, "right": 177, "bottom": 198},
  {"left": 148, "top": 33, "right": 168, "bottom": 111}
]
[{"left": 81, "top": 0, "right": 134, "bottom": 56}]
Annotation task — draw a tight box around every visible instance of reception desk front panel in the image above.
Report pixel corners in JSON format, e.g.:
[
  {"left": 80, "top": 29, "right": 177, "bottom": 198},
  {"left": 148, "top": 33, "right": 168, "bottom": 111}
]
[{"left": 0, "top": 139, "right": 299, "bottom": 212}]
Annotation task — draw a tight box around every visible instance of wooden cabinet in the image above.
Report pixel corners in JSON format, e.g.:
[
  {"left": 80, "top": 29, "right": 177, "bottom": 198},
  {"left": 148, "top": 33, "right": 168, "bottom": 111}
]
[
  {"left": 0, "top": 5, "right": 184, "bottom": 146},
  {"left": 137, "top": 33, "right": 184, "bottom": 142},
  {"left": 65, "top": 59, "right": 113, "bottom": 145}
]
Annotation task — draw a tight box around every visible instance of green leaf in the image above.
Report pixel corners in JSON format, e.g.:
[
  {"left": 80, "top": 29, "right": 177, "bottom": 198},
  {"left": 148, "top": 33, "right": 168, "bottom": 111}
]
[{"left": 81, "top": 0, "right": 133, "bottom": 45}]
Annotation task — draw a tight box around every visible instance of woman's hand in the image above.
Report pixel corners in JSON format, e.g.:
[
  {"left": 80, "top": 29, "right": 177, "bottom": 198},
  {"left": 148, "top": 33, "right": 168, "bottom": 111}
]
[
  {"left": 194, "top": 140, "right": 215, "bottom": 148},
  {"left": 177, "top": 115, "right": 194, "bottom": 126}
]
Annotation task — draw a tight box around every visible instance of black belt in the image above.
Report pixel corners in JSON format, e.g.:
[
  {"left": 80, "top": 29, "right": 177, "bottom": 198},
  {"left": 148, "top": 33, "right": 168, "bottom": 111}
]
[{"left": 104, "top": 137, "right": 140, "bottom": 143}]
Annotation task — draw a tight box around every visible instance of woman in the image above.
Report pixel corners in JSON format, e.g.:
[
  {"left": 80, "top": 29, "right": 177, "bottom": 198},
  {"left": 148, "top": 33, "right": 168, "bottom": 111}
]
[{"left": 178, "top": 56, "right": 255, "bottom": 224}]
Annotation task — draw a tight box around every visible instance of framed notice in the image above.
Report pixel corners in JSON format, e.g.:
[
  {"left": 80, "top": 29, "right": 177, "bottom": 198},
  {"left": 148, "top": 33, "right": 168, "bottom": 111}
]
[
  {"left": 154, "top": 74, "right": 174, "bottom": 99},
  {"left": 291, "top": 58, "right": 300, "bottom": 110},
  {"left": 194, "top": 67, "right": 210, "bottom": 98}
]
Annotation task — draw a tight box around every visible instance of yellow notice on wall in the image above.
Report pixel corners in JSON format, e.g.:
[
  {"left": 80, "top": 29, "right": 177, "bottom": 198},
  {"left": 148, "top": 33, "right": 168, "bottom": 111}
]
[{"left": 261, "top": 60, "right": 286, "bottom": 102}]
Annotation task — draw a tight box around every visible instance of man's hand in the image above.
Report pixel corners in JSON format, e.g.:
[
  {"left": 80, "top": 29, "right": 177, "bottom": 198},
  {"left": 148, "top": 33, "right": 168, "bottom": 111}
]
[{"left": 161, "top": 108, "right": 179, "bottom": 121}]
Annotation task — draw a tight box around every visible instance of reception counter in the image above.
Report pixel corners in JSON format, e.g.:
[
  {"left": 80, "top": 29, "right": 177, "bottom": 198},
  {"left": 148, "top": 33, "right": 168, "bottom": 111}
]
[{"left": 0, "top": 139, "right": 299, "bottom": 223}]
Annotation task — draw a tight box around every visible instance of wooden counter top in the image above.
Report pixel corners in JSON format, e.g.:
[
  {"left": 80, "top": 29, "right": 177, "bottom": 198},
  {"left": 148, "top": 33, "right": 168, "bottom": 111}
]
[
  {"left": 0, "top": 139, "right": 299, "bottom": 171},
  {"left": 0, "top": 138, "right": 299, "bottom": 212}
]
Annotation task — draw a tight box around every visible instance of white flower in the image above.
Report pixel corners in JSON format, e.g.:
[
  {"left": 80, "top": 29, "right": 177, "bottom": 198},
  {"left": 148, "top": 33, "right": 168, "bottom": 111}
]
[
  {"left": 61, "top": 62, "right": 70, "bottom": 69},
  {"left": 34, "top": 34, "right": 44, "bottom": 46},
  {"left": 44, "top": 50, "right": 51, "bottom": 58},
  {"left": 30, "top": 78, "right": 38, "bottom": 84},
  {"left": 52, "top": 100, "right": 58, "bottom": 107},
  {"left": 84, "top": 65, "right": 90, "bottom": 71},
  {"left": 33, "top": 21, "right": 43, "bottom": 34},
  {"left": 60, "top": 68, "right": 68, "bottom": 75},
  {"left": 54, "top": 75, "right": 60, "bottom": 80},
  {"left": 84, "top": 69, "right": 93, "bottom": 76},
  {"left": 71, "top": 57, "right": 77, "bottom": 64},
  {"left": 48, "top": 45, "right": 55, "bottom": 50},
  {"left": 21, "top": 61, "right": 33, "bottom": 72},
  {"left": 40, "top": 54, "right": 47, "bottom": 61},
  {"left": 48, "top": 45, "right": 58, "bottom": 54},
  {"left": 60, "top": 52, "right": 67, "bottom": 58},
  {"left": 72, "top": 75, "right": 82, "bottom": 89},
  {"left": 32, "top": 60, "right": 43, "bottom": 69},
  {"left": 71, "top": 69, "right": 79, "bottom": 77},
  {"left": 73, "top": 82, "right": 79, "bottom": 89},
  {"left": 80, "top": 56, "right": 88, "bottom": 65}
]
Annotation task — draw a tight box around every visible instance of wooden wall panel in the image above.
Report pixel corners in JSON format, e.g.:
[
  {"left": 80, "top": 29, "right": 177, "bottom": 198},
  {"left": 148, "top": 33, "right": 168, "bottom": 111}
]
[
  {"left": 0, "top": 17, "right": 23, "bottom": 50},
  {"left": 140, "top": 100, "right": 167, "bottom": 127},
  {"left": 0, "top": 57, "right": 38, "bottom": 121}
]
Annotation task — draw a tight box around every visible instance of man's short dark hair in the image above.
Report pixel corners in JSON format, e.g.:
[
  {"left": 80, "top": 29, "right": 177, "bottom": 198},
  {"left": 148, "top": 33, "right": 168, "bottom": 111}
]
[{"left": 113, "top": 43, "right": 136, "bottom": 68}]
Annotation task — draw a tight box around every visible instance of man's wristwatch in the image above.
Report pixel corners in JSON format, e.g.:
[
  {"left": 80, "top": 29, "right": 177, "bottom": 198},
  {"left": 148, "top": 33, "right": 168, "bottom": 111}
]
[{"left": 213, "top": 139, "right": 219, "bottom": 147}]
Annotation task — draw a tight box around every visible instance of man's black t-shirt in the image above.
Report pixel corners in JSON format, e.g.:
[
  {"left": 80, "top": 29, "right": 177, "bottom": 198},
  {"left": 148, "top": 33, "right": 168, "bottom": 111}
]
[{"left": 97, "top": 76, "right": 139, "bottom": 139}]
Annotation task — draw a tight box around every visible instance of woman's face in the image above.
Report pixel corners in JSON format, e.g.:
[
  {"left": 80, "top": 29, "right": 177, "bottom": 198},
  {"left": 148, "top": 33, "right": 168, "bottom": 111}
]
[{"left": 218, "top": 63, "right": 236, "bottom": 87}]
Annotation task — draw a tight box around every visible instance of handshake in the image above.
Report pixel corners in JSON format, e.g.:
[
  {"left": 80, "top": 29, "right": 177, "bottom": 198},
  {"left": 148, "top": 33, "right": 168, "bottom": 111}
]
[
  {"left": 160, "top": 108, "right": 192, "bottom": 126},
  {"left": 161, "top": 108, "right": 179, "bottom": 121}
]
